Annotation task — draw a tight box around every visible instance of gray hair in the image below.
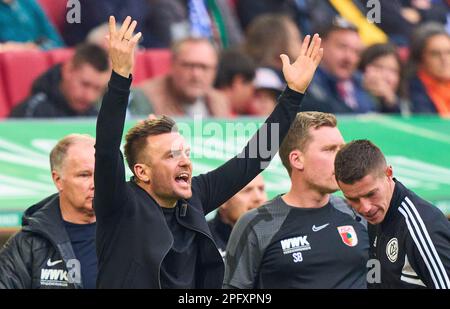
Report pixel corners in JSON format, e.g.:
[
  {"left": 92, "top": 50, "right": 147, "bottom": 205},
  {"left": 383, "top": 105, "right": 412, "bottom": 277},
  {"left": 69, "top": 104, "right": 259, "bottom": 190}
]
[{"left": 50, "top": 134, "right": 95, "bottom": 172}]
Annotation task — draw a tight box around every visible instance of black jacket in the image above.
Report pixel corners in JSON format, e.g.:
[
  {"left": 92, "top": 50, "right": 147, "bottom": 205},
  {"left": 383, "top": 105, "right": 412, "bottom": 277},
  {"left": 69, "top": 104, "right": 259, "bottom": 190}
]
[
  {"left": 9, "top": 64, "right": 99, "bottom": 118},
  {"left": 94, "top": 71, "right": 304, "bottom": 288},
  {"left": 368, "top": 179, "right": 450, "bottom": 288},
  {"left": 0, "top": 194, "right": 83, "bottom": 289},
  {"left": 208, "top": 213, "right": 232, "bottom": 258}
]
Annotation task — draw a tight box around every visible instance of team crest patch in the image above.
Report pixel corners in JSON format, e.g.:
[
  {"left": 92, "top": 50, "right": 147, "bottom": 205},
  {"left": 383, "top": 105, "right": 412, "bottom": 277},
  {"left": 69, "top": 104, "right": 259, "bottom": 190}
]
[
  {"left": 337, "top": 225, "right": 358, "bottom": 247},
  {"left": 386, "top": 238, "right": 398, "bottom": 263}
]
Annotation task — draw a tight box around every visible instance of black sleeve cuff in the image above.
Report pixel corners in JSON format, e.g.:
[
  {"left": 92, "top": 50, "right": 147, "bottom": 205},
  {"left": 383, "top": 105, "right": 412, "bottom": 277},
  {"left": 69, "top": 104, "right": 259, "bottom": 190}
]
[
  {"left": 279, "top": 86, "right": 305, "bottom": 102},
  {"left": 109, "top": 70, "right": 133, "bottom": 92}
]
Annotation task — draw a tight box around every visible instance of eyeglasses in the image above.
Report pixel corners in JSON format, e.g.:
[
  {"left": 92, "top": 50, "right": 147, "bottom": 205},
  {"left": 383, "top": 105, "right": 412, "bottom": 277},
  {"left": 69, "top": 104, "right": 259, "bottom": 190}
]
[
  {"left": 425, "top": 49, "right": 450, "bottom": 59},
  {"left": 177, "top": 60, "right": 216, "bottom": 72}
]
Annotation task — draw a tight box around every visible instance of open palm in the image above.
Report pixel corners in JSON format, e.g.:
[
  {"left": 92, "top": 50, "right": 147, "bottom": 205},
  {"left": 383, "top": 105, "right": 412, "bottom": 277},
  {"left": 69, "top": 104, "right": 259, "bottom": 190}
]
[{"left": 280, "top": 34, "right": 323, "bottom": 94}]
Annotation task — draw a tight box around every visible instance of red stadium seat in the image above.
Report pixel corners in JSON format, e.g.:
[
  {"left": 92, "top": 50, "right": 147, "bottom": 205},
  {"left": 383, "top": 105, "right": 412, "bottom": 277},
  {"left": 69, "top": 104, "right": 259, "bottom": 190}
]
[
  {"left": 47, "top": 48, "right": 75, "bottom": 65},
  {"left": 144, "top": 49, "right": 172, "bottom": 78},
  {"left": 37, "top": 0, "right": 67, "bottom": 34},
  {"left": 0, "top": 50, "right": 50, "bottom": 108},
  {"left": 0, "top": 78, "right": 10, "bottom": 118},
  {"left": 133, "top": 51, "right": 150, "bottom": 85}
]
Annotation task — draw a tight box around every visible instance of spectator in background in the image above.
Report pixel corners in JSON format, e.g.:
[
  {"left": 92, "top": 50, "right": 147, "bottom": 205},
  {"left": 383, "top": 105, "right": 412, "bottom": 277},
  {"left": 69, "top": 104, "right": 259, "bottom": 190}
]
[
  {"left": 138, "top": 37, "right": 231, "bottom": 118},
  {"left": 250, "top": 67, "right": 286, "bottom": 116},
  {"left": 300, "top": 17, "right": 376, "bottom": 114},
  {"left": 244, "top": 14, "right": 302, "bottom": 76},
  {"left": 9, "top": 43, "right": 110, "bottom": 118},
  {"left": 0, "top": 0, "right": 64, "bottom": 51},
  {"left": 358, "top": 0, "right": 448, "bottom": 46},
  {"left": 408, "top": 23, "right": 450, "bottom": 116},
  {"left": 0, "top": 134, "right": 97, "bottom": 289},
  {"left": 62, "top": 0, "right": 156, "bottom": 47},
  {"left": 208, "top": 174, "right": 267, "bottom": 259},
  {"left": 146, "top": 0, "right": 243, "bottom": 48},
  {"left": 214, "top": 48, "right": 256, "bottom": 115},
  {"left": 359, "top": 43, "right": 408, "bottom": 114}
]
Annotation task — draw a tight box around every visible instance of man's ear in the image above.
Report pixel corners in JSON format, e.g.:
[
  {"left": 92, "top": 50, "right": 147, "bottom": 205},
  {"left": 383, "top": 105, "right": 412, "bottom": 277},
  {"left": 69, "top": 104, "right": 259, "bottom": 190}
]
[
  {"left": 61, "top": 61, "right": 72, "bottom": 80},
  {"left": 289, "top": 149, "right": 304, "bottom": 172},
  {"left": 134, "top": 163, "right": 151, "bottom": 183},
  {"left": 386, "top": 165, "right": 393, "bottom": 178},
  {"left": 52, "top": 170, "right": 63, "bottom": 192}
]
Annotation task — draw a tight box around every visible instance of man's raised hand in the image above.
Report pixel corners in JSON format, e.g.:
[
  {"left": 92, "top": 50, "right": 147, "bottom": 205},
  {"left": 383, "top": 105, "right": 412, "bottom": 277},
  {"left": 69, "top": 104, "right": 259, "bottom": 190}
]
[
  {"left": 108, "top": 16, "right": 142, "bottom": 78},
  {"left": 280, "top": 34, "right": 323, "bottom": 94}
]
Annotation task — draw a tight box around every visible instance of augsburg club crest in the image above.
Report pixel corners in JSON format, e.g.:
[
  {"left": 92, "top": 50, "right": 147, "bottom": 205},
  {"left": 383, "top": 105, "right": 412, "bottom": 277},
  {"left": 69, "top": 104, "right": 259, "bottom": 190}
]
[{"left": 337, "top": 225, "right": 358, "bottom": 247}]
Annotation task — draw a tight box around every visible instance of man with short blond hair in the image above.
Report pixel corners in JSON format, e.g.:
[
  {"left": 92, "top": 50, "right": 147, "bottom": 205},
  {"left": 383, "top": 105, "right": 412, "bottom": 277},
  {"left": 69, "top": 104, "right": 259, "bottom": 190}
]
[
  {"left": 0, "top": 134, "right": 97, "bottom": 289},
  {"left": 224, "top": 111, "right": 368, "bottom": 289}
]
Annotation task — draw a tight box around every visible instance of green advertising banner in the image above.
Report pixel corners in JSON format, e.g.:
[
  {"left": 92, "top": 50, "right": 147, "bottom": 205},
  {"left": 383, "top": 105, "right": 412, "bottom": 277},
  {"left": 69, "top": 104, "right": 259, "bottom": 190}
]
[{"left": 0, "top": 115, "right": 449, "bottom": 228}]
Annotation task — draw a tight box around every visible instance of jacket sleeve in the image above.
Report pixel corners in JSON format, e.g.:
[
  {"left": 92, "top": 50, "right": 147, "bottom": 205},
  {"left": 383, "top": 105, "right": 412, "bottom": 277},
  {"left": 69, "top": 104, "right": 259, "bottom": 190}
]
[
  {"left": 0, "top": 232, "right": 32, "bottom": 289},
  {"left": 193, "top": 87, "right": 304, "bottom": 214},
  {"left": 403, "top": 207, "right": 450, "bottom": 289},
  {"left": 94, "top": 71, "right": 132, "bottom": 219}
]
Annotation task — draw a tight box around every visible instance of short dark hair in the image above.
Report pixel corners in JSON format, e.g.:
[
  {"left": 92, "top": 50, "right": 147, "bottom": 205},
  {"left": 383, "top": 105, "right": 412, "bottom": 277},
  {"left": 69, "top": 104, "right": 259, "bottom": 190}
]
[
  {"left": 124, "top": 116, "right": 177, "bottom": 173},
  {"left": 334, "top": 140, "right": 386, "bottom": 184},
  {"left": 279, "top": 112, "right": 337, "bottom": 176},
  {"left": 316, "top": 16, "right": 358, "bottom": 40},
  {"left": 72, "top": 43, "right": 110, "bottom": 72},
  {"left": 359, "top": 43, "right": 401, "bottom": 71},
  {"left": 214, "top": 48, "right": 256, "bottom": 88}
]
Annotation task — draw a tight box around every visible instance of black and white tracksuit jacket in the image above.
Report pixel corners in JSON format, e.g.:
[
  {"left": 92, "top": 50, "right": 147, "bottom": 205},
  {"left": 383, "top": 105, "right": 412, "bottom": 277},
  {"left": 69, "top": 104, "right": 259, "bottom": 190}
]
[{"left": 368, "top": 179, "right": 450, "bottom": 289}]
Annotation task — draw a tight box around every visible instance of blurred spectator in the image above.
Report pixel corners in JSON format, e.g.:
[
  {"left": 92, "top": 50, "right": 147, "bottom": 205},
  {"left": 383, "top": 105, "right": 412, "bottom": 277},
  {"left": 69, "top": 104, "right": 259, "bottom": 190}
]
[
  {"left": 358, "top": 0, "right": 448, "bottom": 46},
  {"left": 243, "top": 14, "right": 302, "bottom": 74},
  {"left": 62, "top": 0, "right": 156, "bottom": 47},
  {"left": 83, "top": 23, "right": 154, "bottom": 118},
  {"left": 9, "top": 43, "right": 110, "bottom": 118},
  {"left": 214, "top": 48, "right": 256, "bottom": 115},
  {"left": 146, "top": 0, "right": 243, "bottom": 48},
  {"left": 0, "top": 0, "right": 64, "bottom": 51},
  {"left": 317, "top": 0, "right": 388, "bottom": 46},
  {"left": 359, "top": 43, "right": 409, "bottom": 114},
  {"left": 138, "top": 37, "right": 231, "bottom": 117},
  {"left": 0, "top": 134, "right": 96, "bottom": 289},
  {"left": 400, "top": 0, "right": 448, "bottom": 25},
  {"left": 408, "top": 23, "right": 450, "bottom": 116},
  {"left": 250, "top": 67, "right": 285, "bottom": 116},
  {"left": 208, "top": 174, "right": 267, "bottom": 258},
  {"left": 301, "top": 17, "right": 376, "bottom": 114},
  {"left": 236, "top": 0, "right": 292, "bottom": 30}
]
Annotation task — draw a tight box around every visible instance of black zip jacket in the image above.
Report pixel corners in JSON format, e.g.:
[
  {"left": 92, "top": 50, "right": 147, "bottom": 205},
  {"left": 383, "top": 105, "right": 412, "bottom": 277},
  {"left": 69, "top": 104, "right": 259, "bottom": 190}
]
[
  {"left": 94, "top": 71, "right": 304, "bottom": 288},
  {"left": 368, "top": 179, "right": 450, "bottom": 289},
  {"left": 9, "top": 64, "right": 99, "bottom": 118},
  {"left": 0, "top": 194, "right": 83, "bottom": 289}
]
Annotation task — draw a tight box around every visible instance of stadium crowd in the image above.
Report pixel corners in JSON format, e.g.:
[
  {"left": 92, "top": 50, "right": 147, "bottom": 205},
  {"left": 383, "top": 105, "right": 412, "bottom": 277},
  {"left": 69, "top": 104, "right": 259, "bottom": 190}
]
[{"left": 0, "top": 0, "right": 449, "bottom": 290}]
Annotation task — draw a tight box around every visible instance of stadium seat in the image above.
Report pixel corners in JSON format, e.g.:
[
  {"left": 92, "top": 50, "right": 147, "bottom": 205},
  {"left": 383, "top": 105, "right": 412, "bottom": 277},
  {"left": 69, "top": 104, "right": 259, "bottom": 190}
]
[
  {"left": 0, "top": 50, "right": 50, "bottom": 108},
  {"left": 0, "top": 78, "right": 9, "bottom": 118},
  {"left": 47, "top": 48, "right": 75, "bottom": 65},
  {"left": 144, "top": 49, "right": 172, "bottom": 78},
  {"left": 133, "top": 51, "right": 150, "bottom": 85},
  {"left": 37, "top": 0, "right": 67, "bottom": 34}
]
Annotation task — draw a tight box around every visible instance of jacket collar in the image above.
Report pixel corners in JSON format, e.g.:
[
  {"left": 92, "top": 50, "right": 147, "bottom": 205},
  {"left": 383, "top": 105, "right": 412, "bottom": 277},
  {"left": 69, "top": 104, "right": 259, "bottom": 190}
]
[{"left": 382, "top": 178, "right": 406, "bottom": 227}]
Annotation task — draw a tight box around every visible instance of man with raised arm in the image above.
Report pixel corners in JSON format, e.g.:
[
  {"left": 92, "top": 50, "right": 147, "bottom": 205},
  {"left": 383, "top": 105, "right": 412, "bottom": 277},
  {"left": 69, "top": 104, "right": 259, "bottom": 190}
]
[{"left": 94, "top": 16, "right": 323, "bottom": 288}]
